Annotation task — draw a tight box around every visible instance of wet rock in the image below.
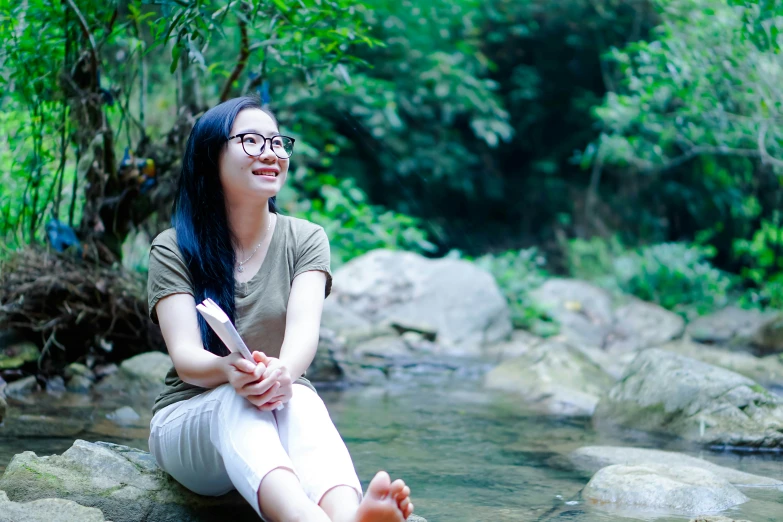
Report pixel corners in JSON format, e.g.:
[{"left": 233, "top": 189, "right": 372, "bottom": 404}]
[
  {"left": 593, "top": 349, "right": 783, "bottom": 449},
  {"left": 583, "top": 464, "right": 748, "bottom": 513},
  {"left": 0, "top": 394, "right": 6, "bottom": 424},
  {"left": 0, "top": 414, "right": 86, "bottom": 438},
  {"left": 0, "top": 440, "right": 430, "bottom": 522},
  {"left": 63, "top": 363, "right": 92, "bottom": 380},
  {"left": 66, "top": 375, "right": 93, "bottom": 393},
  {"left": 106, "top": 406, "right": 141, "bottom": 426},
  {"left": 0, "top": 490, "right": 107, "bottom": 522},
  {"left": 485, "top": 341, "right": 614, "bottom": 416},
  {"left": 753, "top": 313, "right": 783, "bottom": 355},
  {"left": 605, "top": 299, "right": 685, "bottom": 353},
  {"left": 686, "top": 307, "right": 773, "bottom": 346},
  {"left": 529, "top": 279, "right": 613, "bottom": 348},
  {"left": 485, "top": 330, "right": 544, "bottom": 363},
  {"left": 0, "top": 341, "right": 40, "bottom": 370},
  {"left": 46, "top": 376, "right": 66, "bottom": 394},
  {"left": 94, "top": 352, "right": 170, "bottom": 396},
  {"left": 661, "top": 340, "right": 783, "bottom": 390},
  {"left": 331, "top": 249, "right": 512, "bottom": 356},
  {"left": 570, "top": 446, "right": 782, "bottom": 486}
]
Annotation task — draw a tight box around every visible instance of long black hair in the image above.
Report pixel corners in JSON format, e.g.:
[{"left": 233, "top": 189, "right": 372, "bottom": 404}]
[{"left": 173, "top": 96, "right": 278, "bottom": 356}]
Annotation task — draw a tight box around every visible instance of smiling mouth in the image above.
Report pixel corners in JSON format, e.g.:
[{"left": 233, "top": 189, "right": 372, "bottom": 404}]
[{"left": 252, "top": 169, "right": 279, "bottom": 177}]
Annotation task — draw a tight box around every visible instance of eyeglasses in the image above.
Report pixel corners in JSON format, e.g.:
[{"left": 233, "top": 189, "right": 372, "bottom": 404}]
[{"left": 227, "top": 133, "right": 296, "bottom": 159}]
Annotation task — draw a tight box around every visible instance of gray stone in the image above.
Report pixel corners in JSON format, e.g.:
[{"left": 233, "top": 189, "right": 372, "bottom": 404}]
[
  {"left": 687, "top": 307, "right": 773, "bottom": 345},
  {"left": 0, "top": 440, "right": 428, "bottom": 522},
  {"left": 582, "top": 464, "right": 748, "bottom": 513},
  {"left": 485, "top": 341, "right": 614, "bottom": 416},
  {"left": 331, "top": 249, "right": 512, "bottom": 356},
  {"left": 688, "top": 516, "right": 753, "bottom": 522},
  {"left": 529, "top": 279, "right": 613, "bottom": 348},
  {"left": 95, "top": 352, "right": 171, "bottom": 396},
  {"left": 753, "top": 313, "right": 783, "bottom": 355},
  {"left": 106, "top": 406, "right": 141, "bottom": 426},
  {"left": 570, "top": 446, "right": 782, "bottom": 486},
  {"left": 0, "top": 394, "right": 6, "bottom": 424},
  {"left": 593, "top": 349, "right": 783, "bottom": 448},
  {"left": 63, "top": 363, "right": 93, "bottom": 380},
  {"left": 66, "top": 375, "right": 93, "bottom": 393},
  {"left": 661, "top": 340, "right": 783, "bottom": 390},
  {"left": 46, "top": 376, "right": 67, "bottom": 393},
  {"left": 6, "top": 376, "right": 40, "bottom": 396},
  {"left": 606, "top": 299, "right": 685, "bottom": 353},
  {"left": 485, "top": 330, "right": 544, "bottom": 363},
  {"left": 0, "top": 490, "right": 108, "bottom": 522}
]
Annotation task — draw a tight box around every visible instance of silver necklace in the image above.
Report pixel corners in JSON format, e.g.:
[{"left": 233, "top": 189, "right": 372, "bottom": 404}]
[{"left": 236, "top": 216, "right": 272, "bottom": 273}]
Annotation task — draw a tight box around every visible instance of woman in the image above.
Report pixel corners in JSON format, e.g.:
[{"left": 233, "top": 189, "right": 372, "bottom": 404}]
[{"left": 146, "top": 96, "right": 414, "bottom": 522}]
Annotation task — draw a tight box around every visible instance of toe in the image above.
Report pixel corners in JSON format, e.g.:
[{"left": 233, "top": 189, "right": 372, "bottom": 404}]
[
  {"left": 389, "top": 479, "right": 406, "bottom": 498},
  {"left": 366, "top": 471, "right": 392, "bottom": 499},
  {"left": 395, "top": 485, "right": 410, "bottom": 502},
  {"left": 404, "top": 503, "right": 414, "bottom": 518}
]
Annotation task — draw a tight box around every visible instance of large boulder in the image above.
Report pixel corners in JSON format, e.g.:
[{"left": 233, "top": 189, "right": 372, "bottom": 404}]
[
  {"left": 484, "top": 341, "right": 614, "bottom": 416},
  {"left": 0, "top": 440, "right": 428, "bottom": 522},
  {"left": 0, "top": 491, "right": 108, "bottom": 522},
  {"left": 528, "top": 280, "right": 683, "bottom": 351},
  {"left": 569, "top": 446, "right": 782, "bottom": 486},
  {"left": 331, "top": 250, "right": 512, "bottom": 356},
  {"left": 593, "top": 349, "right": 783, "bottom": 449},
  {"left": 686, "top": 307, "right": 774, "bottom": 346},
  {"left": 753, "top": 313, "right": 783, "bottom": 355},
  {"left": 94, "top": 352, "right": 171, "bottom": 396},
  {"left": 582, "top": 464, "right": 748, "bottom": 513},
  {"left": 660, "top": 340, "right": 783, "bottom": 391}
]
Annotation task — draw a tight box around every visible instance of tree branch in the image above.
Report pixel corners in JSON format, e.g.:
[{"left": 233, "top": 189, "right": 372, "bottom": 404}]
[
  {"left": 220, "top": 18, "right": 250, "bottom": 102},
  {"left": 64, "top": 0, "right": 98, "bottom": 73},
  {"left": 758, "top": 121, "right": 783, "bottom": 169}
]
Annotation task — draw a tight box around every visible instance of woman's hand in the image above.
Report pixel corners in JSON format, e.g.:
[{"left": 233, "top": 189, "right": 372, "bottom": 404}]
[
  {"left": 222, "top": 352, "right": 281, "bottom": 409},
  {"left": 253, "top": 352, "right": 293, "bottom": 411}
]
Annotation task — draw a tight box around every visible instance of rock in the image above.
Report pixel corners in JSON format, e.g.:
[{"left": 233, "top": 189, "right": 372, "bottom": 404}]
[
  {"left": 95, "top": 352, "right": 171, "bottom": 396},
  {"left": 753, "top": 313, "right": 783, "bottom": 355},
  {"left": 687, "top": 307, "right": 773, "bottom": 345},
  {"left": 0, "top": 415, "right": 86, "bottom": 438},
  {"left": 688, "top": 515, "right": 750, "bottom": 522},
  {"left": 331, "top": 249, "right": 512, "bottom": 355},
  {"left": 63, "top": 363, "right": 92, "bottom": 380},
  {"left": 321, "top": 299, "right": 371, "bottom": 333},
  {"left": 0, "top": 341, "right": 40, "bottom": 370},
  {"left": 0, "top": 490, "right": 108, "bottom": 522},
  {"left": 485, "top": 330, "right": 544, "bottom": 363},
  {"left": 0, "top": 440, "right": 429, "bottom": 522},
  {"left": 66, "top": 375, "right": 93, "bottom": 393},
  {"left": 529, "top": 279, "right": 613, "bottom": 348},
  {"left": 593, "top": 349, "right": 783, "bottom": 448},
  {"left": 574, "top": 345, "right": 636, "bottom": 380},
  {"left": 485, "top": 341, "right": 614, "bottom": 416},
  {"left": 5, "top": 376, "right": 40, "bottom": 396},
  {"left": 582, "top": 464, "right": 748, "bottom": 513},
  {"left": 661, "top": 340, "right": 783, "bottom": 390},
  {"left": 0, "top": 394, "right": 6, "bottom": 424},
  {"left": 46, "top": 376, "right": 66, "bottom": 393},
  {"left": 106, "top": 406, "right": 141, "bottom": 426},
  {"left": 605, "top": 299, "right": 685, "bottom": 353},
  {"left": 570, "top": 446, "right": 782, "bottom": 486}
]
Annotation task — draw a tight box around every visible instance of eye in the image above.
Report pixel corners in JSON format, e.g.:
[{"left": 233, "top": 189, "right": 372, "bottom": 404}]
[
  {"left": 244, "top": 136, "right": 258, "bottom": 144},
  {"left": 272, "top": 137, "right": 284, "bottom": 147}
]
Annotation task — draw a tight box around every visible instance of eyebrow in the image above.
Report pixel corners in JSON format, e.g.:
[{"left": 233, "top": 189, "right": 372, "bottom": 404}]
[{"left": 235, "top": 129, "right": 280, "bottom": 136}]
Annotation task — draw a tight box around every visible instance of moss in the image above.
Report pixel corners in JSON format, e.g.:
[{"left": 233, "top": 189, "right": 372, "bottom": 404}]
[{"left": 19, "top": 463, "right": 64, "bottom": 487}]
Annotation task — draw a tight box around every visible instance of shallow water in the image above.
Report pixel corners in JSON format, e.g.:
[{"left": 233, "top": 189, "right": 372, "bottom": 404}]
[{"left": 1, "top": 377, "right": 782, "bottom": 521}]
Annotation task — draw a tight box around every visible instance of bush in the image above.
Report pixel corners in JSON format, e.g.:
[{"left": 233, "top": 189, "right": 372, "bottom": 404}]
[
  {"left": 473, "top": 248, "right": 558, "bottom": 335},
  {"left": 734, "top": 216, "right": 783, "bottom": 309},
  {"left": 613, "top": 243, "right": 732, "bottom": 317}
]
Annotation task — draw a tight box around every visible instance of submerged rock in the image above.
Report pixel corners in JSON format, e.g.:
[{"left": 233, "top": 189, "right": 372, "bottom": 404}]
[
  {"left": 0, "top": 490, "right": 107, "bottom": 522},
  {"left": 593, "top": 349, "right": 783, "bottom": 449},
  {"left": 331, "top": 249, "right": 512, "bottom": 356},
  {"left": 570, "top": 446, "right": 782, "bottom": 486},
  {"left": 582, "top": 464, "right": 748, "bottom": 513},
  {"left": 485, "top": 341, "right": 614, "bottom": 416},
  {"left": 0, "top": 440, "right": 428, "bottom": 522}
]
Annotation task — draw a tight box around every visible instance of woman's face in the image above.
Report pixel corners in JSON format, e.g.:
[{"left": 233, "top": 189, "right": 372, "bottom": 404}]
[{"left": 219, "top": 108, "right": 289, "bottom": 206}]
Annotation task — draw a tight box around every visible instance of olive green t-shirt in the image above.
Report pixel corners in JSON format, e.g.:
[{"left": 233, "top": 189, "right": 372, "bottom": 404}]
[{"left": 147, "top": 214, "right": 332, "bottom": 416}]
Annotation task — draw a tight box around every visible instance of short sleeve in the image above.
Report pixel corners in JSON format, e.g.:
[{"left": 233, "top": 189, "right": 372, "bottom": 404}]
[
  {"left": 147, "top": 239, "right": 195, "bottom": 325},
  {"left": 293, "top": 226, "right": 332, "bottom": 297}
]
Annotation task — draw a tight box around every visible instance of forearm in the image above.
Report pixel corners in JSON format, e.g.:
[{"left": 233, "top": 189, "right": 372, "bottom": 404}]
[
  {"left": 278, "top": 330, "right": 319, "bottom": 381},
  {"left": 171, "top": 348, "right": 230, "bottom": 388}
]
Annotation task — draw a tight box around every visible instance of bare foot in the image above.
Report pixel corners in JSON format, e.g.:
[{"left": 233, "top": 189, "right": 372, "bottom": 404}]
[{"left": 355, "top": 471, "right": 414, "bottom": 522}]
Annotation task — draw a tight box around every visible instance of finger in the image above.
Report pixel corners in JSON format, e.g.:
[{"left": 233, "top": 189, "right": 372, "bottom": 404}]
[
  {"left": 258, "top": 400, "right": 283, "bottom": 412},
  {"left": 232, "top": 358, "right": 256, "bottom": 373},
  {"left": 252, "top": 351, "right": 269, "bottom": 364},
  {"left": 252, "top": 361, "right": 267, "bottom": 381},
  {"left": 244, "top": 373, "right": 280, "bottom": 396},
  {"left": 247, "top": 383, "right": 280, "bottom": 407}
]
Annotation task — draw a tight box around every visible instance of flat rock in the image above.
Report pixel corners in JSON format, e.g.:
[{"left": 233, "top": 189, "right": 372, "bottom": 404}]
[
  {"left": 0, "top": 490, "right": 108, "bottom": 522},
  {"left": 593, "top": 349, "right": 783, "bottom": 448},
  {"left": 331, "top": 249, "right": 512, "bottom": 355},
  {"left": 570, "top": 446, "right": 782, "bottom": 486},
  {"left": 582, "top": 464, "right": 748, "bottom": 513},
  {"left": 485, "top": 341, "right": 614, "bottom": 416}
]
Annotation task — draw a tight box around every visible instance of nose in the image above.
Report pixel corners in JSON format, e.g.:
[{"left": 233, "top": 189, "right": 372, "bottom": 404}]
[{"left": 259, "top": 139, "right": 277, "bottom": 162}]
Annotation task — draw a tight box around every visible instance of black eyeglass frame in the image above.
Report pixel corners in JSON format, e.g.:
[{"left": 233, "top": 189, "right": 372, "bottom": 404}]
[{"left": 227, "top": 133, "right": 296, "bottom": 159}]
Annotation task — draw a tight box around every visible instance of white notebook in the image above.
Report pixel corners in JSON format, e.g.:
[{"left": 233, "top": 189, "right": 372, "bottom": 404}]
[{"left": 196, "top": 298, "right": 254, "bottom": 361}]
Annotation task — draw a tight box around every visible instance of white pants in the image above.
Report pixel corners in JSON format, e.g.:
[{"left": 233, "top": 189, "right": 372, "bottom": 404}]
[{"left": 148, "top": 383, "right": 362, "bottom": 519}]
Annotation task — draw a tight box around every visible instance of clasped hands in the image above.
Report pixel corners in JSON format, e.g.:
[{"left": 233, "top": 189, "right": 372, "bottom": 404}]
[{"left": 224, "top": 351, "right": 292, "bottom": 411}]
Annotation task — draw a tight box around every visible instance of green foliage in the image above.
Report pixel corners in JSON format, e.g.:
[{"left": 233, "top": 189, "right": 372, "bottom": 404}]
[
  {"left": 613, "top": 243, "right": 733, "bottom": 316},
  {"left": 566, "top": 236, "right": 625, "bottom": 291},
  {"left": 282, "top": 170, "right": 435, "bottom": 267},
  {"left": 474, "top": 248, "right": 557, "bottom": 335},
  {"left": 734, "top": 213, "right": 783, "bottom": 308}
]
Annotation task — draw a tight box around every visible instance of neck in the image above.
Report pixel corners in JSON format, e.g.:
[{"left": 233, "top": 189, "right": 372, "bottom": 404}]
[{"left": 227, "top": 198, "right": 272, "bottom": 255}]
